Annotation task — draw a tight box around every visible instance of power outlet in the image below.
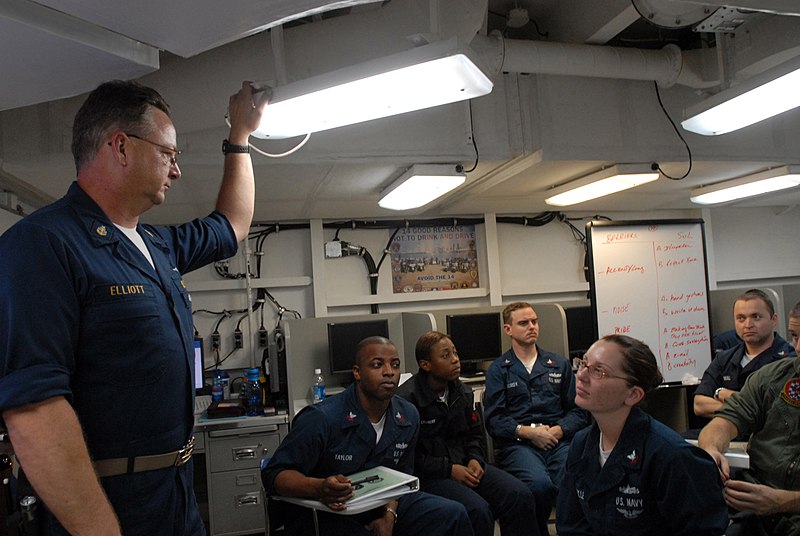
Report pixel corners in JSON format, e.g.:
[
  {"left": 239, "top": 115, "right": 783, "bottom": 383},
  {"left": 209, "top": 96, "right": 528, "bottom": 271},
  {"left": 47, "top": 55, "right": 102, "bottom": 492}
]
[
  {"left": 324, "top": 240, "right": 343, "bottom": 258},
  {"left": 258, "top": 327, "right": 269, "bottom": 348},
  {"left": 211, "top": 332, "right": 221, "bottom": 350},
  {"left": 233, "top": 329, "right": 243, "bottom": 349}
]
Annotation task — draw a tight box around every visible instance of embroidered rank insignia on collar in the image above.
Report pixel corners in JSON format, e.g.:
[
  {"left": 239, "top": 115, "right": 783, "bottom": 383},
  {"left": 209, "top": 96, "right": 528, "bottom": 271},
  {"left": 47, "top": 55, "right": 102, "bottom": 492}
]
[
  {"left": 96, "top": 225, "right": 107, "bottom": 237},
  {"left": 781, "top": 378, "right": 800, "bottom": 407},
  {"left": 346, "top": 411, "right": 357, "bottom": 422},
  {"left": 503, "top": 358, "right": 511, "bottom": 365},
  {"left": 626, "top": 449, "right": 639, "bottom": 465},
  {"left": 395, "top": 411, "right": 405, "bottom": 423},
  {"left": 546, "top": 358, "right": 554, "bottom": 365}
]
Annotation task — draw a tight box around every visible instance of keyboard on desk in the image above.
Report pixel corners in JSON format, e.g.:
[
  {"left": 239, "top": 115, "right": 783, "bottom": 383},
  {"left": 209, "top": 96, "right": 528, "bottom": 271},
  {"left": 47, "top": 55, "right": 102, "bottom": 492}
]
[{"left": 194, "top": 395, "right": 212, "bottom": 415}]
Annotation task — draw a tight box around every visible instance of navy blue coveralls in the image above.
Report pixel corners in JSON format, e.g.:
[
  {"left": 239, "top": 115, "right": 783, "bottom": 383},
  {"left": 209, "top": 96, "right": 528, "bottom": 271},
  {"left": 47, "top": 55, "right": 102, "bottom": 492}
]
[
  {"left": 261, "top": 383, "right": 474, "bottom": 536},
  {"left": 689, "top": 333, "right": 795, "bottom": 438},
  {"left": 397, "top": 370, "right": 537, "bottom": 536},
  {"left": 484, "top": 347, "right": 590, "bottom": 535},
  {"left": 0, "top": 182, "right": 238, "bottom": 535},
  {"left": 696, "top": 333, "right": 794, "bottom": 399},
  {"left": 556, "top": 407, "right": 728, "bottom": 536}
]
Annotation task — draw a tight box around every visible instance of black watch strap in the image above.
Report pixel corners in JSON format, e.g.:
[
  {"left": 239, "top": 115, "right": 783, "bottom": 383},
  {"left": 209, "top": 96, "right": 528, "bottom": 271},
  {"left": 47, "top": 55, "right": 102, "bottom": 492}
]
[{"left": 222, "top": 139, "right": 249, "bottom": 154}]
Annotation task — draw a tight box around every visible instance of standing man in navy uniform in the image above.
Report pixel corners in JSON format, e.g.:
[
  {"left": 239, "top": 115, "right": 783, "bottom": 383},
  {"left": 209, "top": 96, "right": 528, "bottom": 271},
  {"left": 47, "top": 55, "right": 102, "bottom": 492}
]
[
  {"left": 484, "top": 302, "right": 590, "bottom": 536},
  {"left": 0, "top": 79, "right": 267, "bottom": 535},
  {"left": 262, "top": 336, "right": 473, "bottom": 536}
]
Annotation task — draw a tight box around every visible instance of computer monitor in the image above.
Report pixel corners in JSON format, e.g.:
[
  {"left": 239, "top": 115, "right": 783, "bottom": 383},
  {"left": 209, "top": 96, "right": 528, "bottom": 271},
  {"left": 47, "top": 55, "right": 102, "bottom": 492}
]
[
  {"left": 327, "top": 319, "right": 391, "bottom": 374},
  {"left": 446, "top": 312, "right": 502, "bottom": 376},
  {"left": 193, "top": 337, "right": 205, "bottom": 392},
  {"left": 565, "top": 305, "right": 597, "bottom": 359}
]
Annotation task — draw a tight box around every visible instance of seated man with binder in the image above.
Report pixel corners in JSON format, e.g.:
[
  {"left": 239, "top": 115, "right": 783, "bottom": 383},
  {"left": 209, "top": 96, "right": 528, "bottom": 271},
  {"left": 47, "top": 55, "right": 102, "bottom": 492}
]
[{"left": 261, "top": 336, "right": 473, "bottom": 536}]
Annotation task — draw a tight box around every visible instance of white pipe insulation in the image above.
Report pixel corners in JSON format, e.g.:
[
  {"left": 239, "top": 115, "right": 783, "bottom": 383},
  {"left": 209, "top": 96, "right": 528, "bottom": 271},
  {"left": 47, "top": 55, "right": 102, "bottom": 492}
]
[{"left": 470, "top": 33, "right": 717, "bottom": 89}]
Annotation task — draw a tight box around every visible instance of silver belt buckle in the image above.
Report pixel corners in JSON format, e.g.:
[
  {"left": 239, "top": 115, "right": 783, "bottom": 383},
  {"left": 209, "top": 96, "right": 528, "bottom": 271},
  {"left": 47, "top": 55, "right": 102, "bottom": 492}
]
[{"left": 175, "top": 436, "right": 195, "bottom": 467}]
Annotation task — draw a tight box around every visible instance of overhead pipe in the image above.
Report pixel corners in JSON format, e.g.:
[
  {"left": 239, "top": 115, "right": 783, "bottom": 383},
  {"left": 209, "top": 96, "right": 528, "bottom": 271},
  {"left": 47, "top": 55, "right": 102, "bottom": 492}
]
[{"left": 470, "top": 32, "right": 719, "bottom": 89}]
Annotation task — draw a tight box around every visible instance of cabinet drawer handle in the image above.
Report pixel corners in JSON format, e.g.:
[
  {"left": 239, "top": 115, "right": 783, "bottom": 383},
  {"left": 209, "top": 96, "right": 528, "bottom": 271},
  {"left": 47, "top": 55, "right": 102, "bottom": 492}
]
[
  {"left": 236, "top": 493, "right": 261, "bottom": 507},
  {"left": 235, "top": 474, "right": 258, "bottom": 486},
  {"left": 233, "top": 448, "right": 257, "bottom": 460}
]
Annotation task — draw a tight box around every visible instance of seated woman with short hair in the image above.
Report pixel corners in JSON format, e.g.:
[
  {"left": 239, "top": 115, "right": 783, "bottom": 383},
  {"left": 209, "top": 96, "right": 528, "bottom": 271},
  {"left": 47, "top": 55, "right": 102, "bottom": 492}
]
[
  {"left": 556, "top": 334, "right": 728, "bottom": 536},
  {"left": 397, "top": 331, "right": 538, "bottom": 536}
]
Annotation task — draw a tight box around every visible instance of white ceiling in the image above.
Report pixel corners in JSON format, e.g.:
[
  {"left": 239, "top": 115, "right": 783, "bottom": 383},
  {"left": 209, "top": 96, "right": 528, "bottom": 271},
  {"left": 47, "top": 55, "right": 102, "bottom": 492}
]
[{"left": 2, "top": 0, "right": 800, "bottom": 224}]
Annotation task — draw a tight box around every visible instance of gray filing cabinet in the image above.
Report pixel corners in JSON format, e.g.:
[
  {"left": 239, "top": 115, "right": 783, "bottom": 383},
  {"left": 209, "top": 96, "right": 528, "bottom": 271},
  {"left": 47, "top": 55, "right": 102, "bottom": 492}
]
[{"left": 198, "top": 416, "right": 288, "bottom": 536}]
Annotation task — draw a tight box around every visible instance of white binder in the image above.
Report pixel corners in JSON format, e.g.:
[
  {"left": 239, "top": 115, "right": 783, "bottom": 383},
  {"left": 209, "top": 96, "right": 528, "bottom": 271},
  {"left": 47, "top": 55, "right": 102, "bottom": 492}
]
[{"left": 274, "top": 465, "right": 419, "bottom": 515}]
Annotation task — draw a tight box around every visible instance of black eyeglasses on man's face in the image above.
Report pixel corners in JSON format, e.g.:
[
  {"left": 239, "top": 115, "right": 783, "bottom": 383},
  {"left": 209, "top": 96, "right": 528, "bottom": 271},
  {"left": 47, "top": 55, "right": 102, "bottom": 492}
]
[{"left": 125, "top": 133, "right": 181, "bottom": 166}]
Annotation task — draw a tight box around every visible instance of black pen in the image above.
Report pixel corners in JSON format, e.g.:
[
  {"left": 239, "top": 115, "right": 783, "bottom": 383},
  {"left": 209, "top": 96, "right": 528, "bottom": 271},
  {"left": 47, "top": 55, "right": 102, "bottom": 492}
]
[{"left": 351, "top": 475, "right": 380, "bottom": 486}]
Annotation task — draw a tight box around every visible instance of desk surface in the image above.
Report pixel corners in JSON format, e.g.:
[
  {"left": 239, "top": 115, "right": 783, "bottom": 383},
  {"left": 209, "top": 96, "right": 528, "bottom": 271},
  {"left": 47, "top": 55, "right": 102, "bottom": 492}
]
[
  {"left": 686, "top": 439, "right": 749, "bottom": 469},
  {"left": 459, "top": 375, "right": 487, "bottom": 384},
  {"left": 194, "top": 412, "right": 288, "bottom": 432}
]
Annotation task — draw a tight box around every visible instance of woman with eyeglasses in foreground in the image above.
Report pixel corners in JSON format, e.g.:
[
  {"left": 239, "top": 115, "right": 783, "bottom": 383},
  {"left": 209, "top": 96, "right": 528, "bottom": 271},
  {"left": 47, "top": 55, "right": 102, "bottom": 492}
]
[{"left": 556, "top": 334, "right": 729, "bottom": 536}]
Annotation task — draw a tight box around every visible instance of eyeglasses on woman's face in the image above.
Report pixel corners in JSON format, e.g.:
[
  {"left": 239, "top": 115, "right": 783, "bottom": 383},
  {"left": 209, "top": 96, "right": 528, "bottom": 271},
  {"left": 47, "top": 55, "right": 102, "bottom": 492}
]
[{"left": 577, "top": 358, "right": 631, "bottom": 382}]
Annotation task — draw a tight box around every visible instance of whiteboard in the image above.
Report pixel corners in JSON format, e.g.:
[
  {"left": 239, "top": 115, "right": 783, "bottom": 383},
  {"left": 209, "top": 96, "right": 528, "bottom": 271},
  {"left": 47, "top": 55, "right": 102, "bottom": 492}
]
[{"left": 586, "top": 220, "right": 712, "bottom": 384}]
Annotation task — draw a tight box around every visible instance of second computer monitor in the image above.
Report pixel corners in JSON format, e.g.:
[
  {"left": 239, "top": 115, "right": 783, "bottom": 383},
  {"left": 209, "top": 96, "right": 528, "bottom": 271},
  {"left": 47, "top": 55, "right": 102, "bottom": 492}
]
[
  {"left": 327, "top": 319, "right": 391, "bottom": 374},
  {"left": 446, "top": 312, "right": 503, "bottom": 377}
]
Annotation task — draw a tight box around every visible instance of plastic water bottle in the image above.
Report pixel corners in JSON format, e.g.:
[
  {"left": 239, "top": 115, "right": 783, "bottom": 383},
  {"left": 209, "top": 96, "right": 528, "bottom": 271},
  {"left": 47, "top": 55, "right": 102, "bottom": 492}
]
[
  {"left": 245, "top": 367, "right": 263, "bottom": 416},
  {"left": 240, "top": 369, "right": 250, "bottom": 398},
  {"left": 312, "top": 368, "right": 326, "bottom": 403},
  {"left": 211, "top": 373, "right": 223, "bottom": 402},
  {"left": 217, "top": 369, "right": 230, "bottom": 399},
  {"left": 259, "top": 368, "right": 270, "bottom": 409}
]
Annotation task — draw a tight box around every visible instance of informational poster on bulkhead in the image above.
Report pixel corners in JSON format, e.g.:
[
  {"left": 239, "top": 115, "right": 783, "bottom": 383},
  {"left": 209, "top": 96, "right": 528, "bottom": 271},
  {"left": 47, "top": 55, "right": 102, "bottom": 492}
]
[{"left": 389, "top": 225, "right": 479, "bottom": 294}]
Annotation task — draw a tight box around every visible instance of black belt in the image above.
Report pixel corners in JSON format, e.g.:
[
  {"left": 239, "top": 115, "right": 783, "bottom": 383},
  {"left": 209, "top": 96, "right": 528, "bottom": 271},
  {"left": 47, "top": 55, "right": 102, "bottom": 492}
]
[{"left": 93, "top": 436, "right": 195, "bottom": 478}]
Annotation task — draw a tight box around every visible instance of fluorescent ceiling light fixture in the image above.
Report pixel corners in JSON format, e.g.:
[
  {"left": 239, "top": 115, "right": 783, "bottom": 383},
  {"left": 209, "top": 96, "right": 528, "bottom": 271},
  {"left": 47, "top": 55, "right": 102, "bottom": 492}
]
[
  {"left": 379, "top": 164, "right": 466, "bottom": 211},
  {"left": 681, "top": 55, "right": 800, "bottom": 136},
  {"left": 690, "top": 166, "right": 800, "bottom": 205},
  {"left": 252, "top": 38, "right": 493, "bottom": 139},
  {"left": 544, "top": 164, "right": 660, "bottom": 207}
]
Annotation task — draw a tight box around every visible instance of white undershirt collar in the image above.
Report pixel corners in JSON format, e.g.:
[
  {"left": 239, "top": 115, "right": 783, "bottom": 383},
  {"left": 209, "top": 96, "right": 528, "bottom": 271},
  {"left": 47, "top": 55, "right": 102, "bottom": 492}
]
[
  {"left": 371, "top": 413, "right": 387, "bottom": 444},
  {"left": 599, "top": 432, "right": 613, "bottom": 467},
  {"left": 114, "top": 224, "right": 155, "bottom": 270}
]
